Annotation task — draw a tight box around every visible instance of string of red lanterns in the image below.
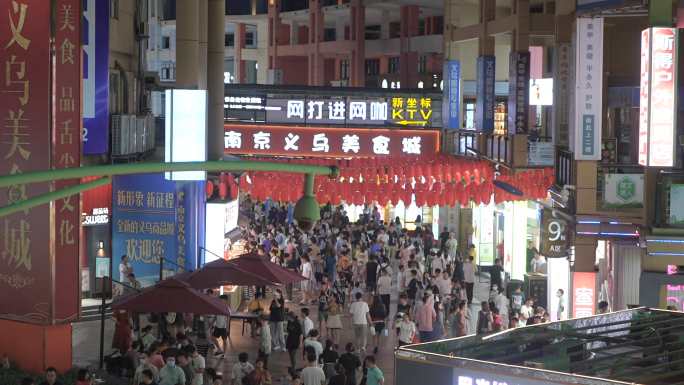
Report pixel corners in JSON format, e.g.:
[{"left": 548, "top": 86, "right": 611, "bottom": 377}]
[{"left": 210, "top": 154, "right": 554, "bottom": 207}]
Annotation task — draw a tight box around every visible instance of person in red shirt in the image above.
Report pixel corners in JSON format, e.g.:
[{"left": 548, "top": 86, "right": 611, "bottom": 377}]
[{"left": 491, "top": 307, "right": 502, "bottom": 332}]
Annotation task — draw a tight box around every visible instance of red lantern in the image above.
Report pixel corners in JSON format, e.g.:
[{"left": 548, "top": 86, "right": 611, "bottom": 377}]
[
  {"left": 219, "top": 182, "right": 228, "bottom": 199},
  {"left": 206, "top": 180, "right": 215, "bottom": 197},
  {"left": 463, "top": 170, "right": 471, "bottom": 185},
  {"left": 230, "top": 184, "right": 239, "bottom": 199},
  {"left": 228, "top": 173, "right": 236, "bottom": 186},
  {"left": 219, "top": 173, "right": 229, "bottom": 185}
]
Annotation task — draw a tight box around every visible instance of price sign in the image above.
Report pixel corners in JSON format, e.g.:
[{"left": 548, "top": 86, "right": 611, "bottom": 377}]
[{"left": 540, "top": 207, "right": 568, "bottom": 258}]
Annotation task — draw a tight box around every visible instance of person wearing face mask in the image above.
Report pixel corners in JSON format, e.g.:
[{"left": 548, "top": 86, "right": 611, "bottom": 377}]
[
  {"left": 134, "top": 352, "right": 160, "bottom": 385},
  {"left": 158, "top": 356, "right": 186, "bottom": 385}
]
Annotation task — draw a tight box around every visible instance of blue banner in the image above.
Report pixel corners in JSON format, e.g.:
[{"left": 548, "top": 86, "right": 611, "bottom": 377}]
[
  {"left": 83, "top": 0, "right": 110, "bottom": 154},
  {"left": 476, "top": 56, "right": 496, "bottom": 132},
  {"left": 113, "top": 174, "right": 205, "bottom": 287},
  {"left": 442, "top": 61, "right": 460, "bottom": 129},
  {"left": 577, "top": 0, "right": 635, "bottom": 10},
  {"left": 582, "top": 115, "right": 595, "bottom": 157}
]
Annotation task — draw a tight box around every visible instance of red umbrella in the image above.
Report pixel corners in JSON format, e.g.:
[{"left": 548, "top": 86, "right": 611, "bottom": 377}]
[
  {"left": 110, "top": 277, "right": 231, "bottom": 316},
  {"left": 179, "top": 258, "right": 279, "bottom": 289},
  {"left": 229, "top": 252, "right": 307, "bottom": 284}
]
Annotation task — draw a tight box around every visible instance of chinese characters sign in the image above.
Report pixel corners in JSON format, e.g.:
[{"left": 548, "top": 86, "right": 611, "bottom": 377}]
[
  {"left": 82, "top": 0, "right": 109, "bottom": 154},
  {"left": 574, "top": 18, "right": 604, "bottom": 160},
  {"left": 53, "top": 0, "right": 82, "bottom": 322},
  {"left": 638, "top": 28, "right": 678, "bottom": 167},
  {"left": 572, "top": 272, "right": 596, "bottom": 318},
  {"left": 540, "top": 208, "right": 568, "bottom": 258},
  {"left": 442, "top": 61, "right": 460, "bottom": 129},
  {"left": 476, "top": 56, "right": 495, "bottom": 132},
  {"left": 0, "top": 1, "right": 52, "bottom": 323},
  {"left": 223, "top": 124, "right": 440, "bottom": 158},
  {"left": 553, "top": 43, "right": 572, "bottom": 145},
  {"left": 508, "top": 51, "right": 530, "bottom": 134},
  {"left": 597, "top": 138, "right": 616, "bottom": 190},
  {"left": 603, "top": 173, "right": 644, "bottom": 208}
]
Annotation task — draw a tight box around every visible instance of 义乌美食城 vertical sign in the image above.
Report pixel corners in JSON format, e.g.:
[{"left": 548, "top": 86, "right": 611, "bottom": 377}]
[
  {"left": 0, "top": 1, "right": 53, "bottom": 323},
  {"left": 53, "top": 0, "right": 83, "bottom": 323}
]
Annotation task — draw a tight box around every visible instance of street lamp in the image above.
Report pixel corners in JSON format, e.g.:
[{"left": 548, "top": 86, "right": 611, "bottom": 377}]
[
  {"left": 466, "top": 147, "right": 513, "bottom": 172},
  {"left": 493, "top": 179, "right": 574, "bottom": 222}
]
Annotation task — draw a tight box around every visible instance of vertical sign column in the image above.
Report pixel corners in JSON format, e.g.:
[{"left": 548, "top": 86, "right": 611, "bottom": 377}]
[
  {"left": 53, "top": 0, "right": 82, "bottom": 322},
  {"left": 442, "top": 61, "right": 460, "bottom": 130},
  {"left": 639, "top": 28, "right": 678, "bottom": 167},
  {"left": 552, "top": 44, "right": 572, "bottom": 146},
  {"left": 573, "top": 18, "right": 604, "bottom": 161},
  {"left": 508, "top": 51, "right": 531, "bottom": 134},
  {"left": 476, "top": 56, "right": 495, "bottom": 132},
  {"left": 572, "top": 272, "right": 596, "bottom": 318},
  {"left": 0, "top": 1, "right": 52, "bottom": 322}
]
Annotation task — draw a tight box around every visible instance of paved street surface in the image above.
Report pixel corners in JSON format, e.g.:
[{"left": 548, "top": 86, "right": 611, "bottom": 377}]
[{"left": 73, "top": 273, "right": 492, "bottom": 384}]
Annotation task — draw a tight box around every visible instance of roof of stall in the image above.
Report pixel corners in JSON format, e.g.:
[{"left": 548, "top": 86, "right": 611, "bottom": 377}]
[{"left": 397, "top": 308, "right": 684, "bottom": 385}]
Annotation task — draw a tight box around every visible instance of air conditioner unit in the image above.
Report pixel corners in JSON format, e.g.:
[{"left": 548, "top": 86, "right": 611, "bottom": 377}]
[
  {"left": 128, "top": 115, "right": 137, "bottom": 153},
  {"left": 111, "top": 115, "right": 130, "bottom": 155},
  {"left": 139, "top": 22, "right": 150, "bottom": 38},
  {"left": 144, "top": 71, "right": 160, "bottom": 90},
  {"left": 136, "top": 116, "right": 147, "bottom": 153}
]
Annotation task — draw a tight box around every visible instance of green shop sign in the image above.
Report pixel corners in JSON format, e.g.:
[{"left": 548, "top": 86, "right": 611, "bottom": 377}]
[{"left": 603, "top": 174, "right": 644, "bottom": 208}]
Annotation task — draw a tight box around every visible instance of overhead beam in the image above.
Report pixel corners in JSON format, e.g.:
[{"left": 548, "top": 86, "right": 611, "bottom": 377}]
[{"left": 450, "top": 13, "right": 555, "bottom": 42}]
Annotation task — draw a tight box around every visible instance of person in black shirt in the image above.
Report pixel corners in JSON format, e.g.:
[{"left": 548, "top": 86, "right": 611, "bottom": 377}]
[
  {"left": 439, "top": 227, "right": 450, "bottom": 252},
  {"left": 320, "top": 339, "right": 340, "bottom": 379},
  {"left": 285, "top": 312, "right": 303, "bottom": 371},
  {"left": 328, "top": 364, "right": 347, "bottom": 385},
  {"left": 338, "top": 343, "right": 362, "bottom": 385},
  {"left": 406, "top": 270, "right": 418, "bottom": 307},
  {"left": 387, "top": 225, "right": 399, "bottom": 262},
  {"left": 427, "top": 276, "right": 440, "bottom": 297},
  {"left": 490, "top": 258, "right": 505, "bottom": 291},
  {"left": 365, "top": 256, "right": 379, "bottom": 301},
  {"left": 452, "top": 252, "right": 465, "bottom": 283},
  {"left": 395, "top": 293, "right": 412, "bottom": 346},
  {"left": 270, "top": 289, "right": 286, "bottom": 352}
]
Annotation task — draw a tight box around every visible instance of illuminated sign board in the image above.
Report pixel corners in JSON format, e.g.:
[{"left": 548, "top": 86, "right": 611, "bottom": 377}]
[
  {"left": 540, "top": 207, "right": 568, "bottom": 257},
  {"left": 638, "top": 27, "right": 678, "bottom": 167},
  {"left": 82, "top": 207, "right": 110, "bottom": 226},
  {"left": 224, "top": 96, "right": 266, "bottom": 110},
  {"left": 264, "top": 97, "right": 440, "bottom": 127},
  {"left": 223, "top": 124, "right": 440, "bottom": 158},
  {"left": 572, "top": 272, "right": 596, "bottom": 318},
  {"left": 165, "top": 90, "right": 207, "bottom": 180},
  {"left": 529, "top": 79, "right": 554, "bottom": 106}
]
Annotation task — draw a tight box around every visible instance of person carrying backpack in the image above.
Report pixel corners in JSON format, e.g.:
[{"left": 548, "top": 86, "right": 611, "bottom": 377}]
[{"left": 476, "top": 302, "right": 493, "bottom": 335}]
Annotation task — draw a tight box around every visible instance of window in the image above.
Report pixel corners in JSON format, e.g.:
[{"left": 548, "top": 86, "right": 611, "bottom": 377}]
[
  {"left": 162, "top": 36, "right": 170, "bottom": 50},
  {"left": 149, "top": 0, "right": 155, "bottom": 17},
  {"left": 225, "top": 34, "right": 234, "bottom": 47},
  {"left": 418, "top": 55, "right": 427, "bottom": 74},
  {"left": 246, "top": 32, "right": 254, "bottom": 46},
  {"left": 388, "top": 57, "right": 400, "bottom": 74},
  {"left": 340, "top": 60, "right": 349, "bottom": 80},
  {"left": 365, "top": 59, "right": 380, "bottom": 76},
  {"left": 109, "top": 72, "right": 119, "bottom": 114},
  {"left": 161, "top": 62, "right": 176, "bottom": 80},
  {"left": 110, "top": 0, "right": 118, "bottom": 19}
]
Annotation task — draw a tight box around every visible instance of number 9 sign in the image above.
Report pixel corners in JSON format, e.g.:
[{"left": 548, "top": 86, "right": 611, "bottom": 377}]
[{"left": 540, "top": 208, "right": 568, "bottom": 258}]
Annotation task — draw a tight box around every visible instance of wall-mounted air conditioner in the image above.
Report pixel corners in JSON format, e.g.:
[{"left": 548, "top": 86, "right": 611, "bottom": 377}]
[{"left": 111, "top": 115, "right": 130, "bottom": 155}]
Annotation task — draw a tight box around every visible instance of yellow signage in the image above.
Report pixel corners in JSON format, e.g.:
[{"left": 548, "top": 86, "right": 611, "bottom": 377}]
[{"left": 389, "top": 97, "right": 433, "bottom": 123}]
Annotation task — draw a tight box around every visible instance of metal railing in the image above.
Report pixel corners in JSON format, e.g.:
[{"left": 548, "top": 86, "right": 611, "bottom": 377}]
[
  {"left": 485, "top": 134, "right": 511, "bottom": 163},
  {"left": 555, "top": 150, "right": 573, "bottom": 188},
  {"left": 452, "top": 130, "right": 477, "bottom": 157}
]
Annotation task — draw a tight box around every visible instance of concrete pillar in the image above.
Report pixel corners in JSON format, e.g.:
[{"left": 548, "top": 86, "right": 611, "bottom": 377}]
[
  {"left": 478, "top": 0, "right": 495, "bottom": 56},
  {"left": 574, "top": 237, "right": 598, "bottom": 273},
  {"left": 336, "top": 17, "right": 346, "bottom": 41},
  {"left": 308, "top": 0, "right": 325, "bottom": 86},
  {"left": 176, "top": 0, "right": 199, "bottom": 88},
  {"left": 511, "top": 0, "right": 530, "bottom": 52},
  {"left": 381, "top": 10, "right": 390, "bottom": 40},
  {"left": 349, "top": 0, "right": 365, "bottom": 87},
  {"left": 400, "top": 5, "right": 419, "bottom": 88},
  {"left": 236, "top": 23, "right": 247, "bottom": 83},
  {"left": 198, "top": 0, "right": 208, "bottom": 90},
  {"left": 290, "top": 21, "right": 299, "bottom": 45},
  {"left": 268, "top": 0, "right": 283, "bottom": 70},
  {"left": 208, "top": 0, "right": 226, "bottom": 161}
]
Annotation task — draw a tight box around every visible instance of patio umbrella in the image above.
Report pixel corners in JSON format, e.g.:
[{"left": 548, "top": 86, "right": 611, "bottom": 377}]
[
  {"left": 110, "top": 277, "right": 231, "bottom": 316},
  {"left": 228, "top": 252, "right": 307, "bottom": 285},
  {"left": 178, "top": 258, "right": 275, "bottom": 289}
]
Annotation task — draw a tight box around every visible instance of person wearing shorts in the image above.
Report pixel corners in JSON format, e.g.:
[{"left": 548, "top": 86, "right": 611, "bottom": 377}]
[
  {"left": 317, "top": 282, "right": 331, "bottom": 335},
  {"left": 211, "top": 296, "right": 230, "bottom": 359}
]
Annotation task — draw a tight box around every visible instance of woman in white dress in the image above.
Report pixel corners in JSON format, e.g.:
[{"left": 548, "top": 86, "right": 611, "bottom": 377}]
[{"left": 446, "top": 233, "right": 458, "bottom": 261}]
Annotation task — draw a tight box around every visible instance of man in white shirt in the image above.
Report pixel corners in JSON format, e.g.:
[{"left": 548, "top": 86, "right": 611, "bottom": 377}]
[
  {"left": 302, "top": 329, "right": 323, "bottom": 366},
  {"left": 431, "top": 255, "right": 445, "bottom": 276},
  {"left": 301, "top": 308, "right": 314, "bottom": 338},
  {"left": 463, "top": 256, "right": 478, "bottom": 304},
  {"left": 377, "top": 269, "right": 392, "bottom": 315},
  {"left": 376, "top": 228, "right": 389, "bottom": 246},
  {"left": 230, "top": 352, "right": 254, "bottom": 385},
  {"left": 301, "top": 351, "right": 326, "bottom": 385},
  {"left": 211, "top": 295, "right": 230, "bottom": 359},
  {"left": 300, "top": 256, "right": 313, "bottom": 305},
  {"left": 397, "top": 265, "right": 407, "bottom": 295},
  {"left": 492, "top": 287, "right": 509, "bottom": 329},
  {"left": 519, "top": 299, "right": 534, "bottom": 326},
  {"left": 349, "top": 292, "right": 373, "bottom": 355},
  {"left": 118, "top": 255, "right": 134, "bottom": 296},
  {"left": 187, "top": 345, "right": 205, "bottom": 385},
  {"left": 436, "top": 271, "right": 451, "bottom": 302}
]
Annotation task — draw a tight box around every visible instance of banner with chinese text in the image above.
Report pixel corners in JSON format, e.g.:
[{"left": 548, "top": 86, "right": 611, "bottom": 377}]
[
  {"left": 83, "top": 0, "right": 110, "bottom": 154},
  {"left": 0, "top": 1, "right": 53, "bottom": 324},
  {"left": 508, "top": 51, "right": 530, "bottom": 134},
  {"left": 552, "top": 44, "right": 572, "bottom": 145},
  {"left": 442, "top": 61, "right": 460, "bottom": 130},
  {"left": 573, "top": 18, "right": 604, "bottom": 160},
  {"left": 572, "top": 272, "right": 596, "bottom": 318},
  {"left": 476, "top": 56, "right": 495, "bottom": 132}
]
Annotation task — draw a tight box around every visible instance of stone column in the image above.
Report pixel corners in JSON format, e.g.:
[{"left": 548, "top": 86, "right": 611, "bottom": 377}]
[
  {"left": 268, "top": 0, "right": 283, "bottom": 71},
  {"left": 290, "top": 21, "right": 299, "bottom": 45},
  {"left": 236, "top": 23, "right": 247, "bottom": 83},
  {"left": 207, "top": 0, "right": 226, "bottom": 161},
  {"left": 336, "top": 17, "right": 345, "bottom": 41},
  {"left": 399, "top": 5, "right": 419, "bottom": 88},
  {"left": 308, "top": 0, "right": 325, "bottom": 86},
  {"left": 349, "top": 0, "right": 365, "bottom": 87},
  {"left": 198, "top": 0, "right": 208, "bottom": 89},
  {"left": 176, "top": 0, "right": 199, "bottom": 88},
  {"left": 380, "top": 10, "right": 390, "bottom": 40}
]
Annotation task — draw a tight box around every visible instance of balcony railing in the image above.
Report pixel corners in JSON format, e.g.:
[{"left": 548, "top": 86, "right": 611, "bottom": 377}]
[
  {"left": 555, "top": 149, "right": 573, "bottom": 188},
  {"left": 452, "top": 130, "right": 476, "bottom": 158},
  {"left": 486, "top": 134, "right": 511, "bottom": 164}
]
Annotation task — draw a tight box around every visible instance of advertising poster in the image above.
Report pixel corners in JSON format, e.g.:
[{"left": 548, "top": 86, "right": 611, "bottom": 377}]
[
  {"left": 443, "top": 61, "right": 460, "bottom": 130},
  {"left": 476, "top": 56, "right": 495, "bottom": 132},
  {"left": 552, "top": 44, "right": 572, "bottom": 145},
  {"left": 603, "top": 174, "right": 644, "bottom": 209},
  {"left": 508, "top": 51, "right": 531, "bottom": 134},
  {"left": 574, "top": 18, "right": 604, "bottom": 160},
  {"left": 670, "top": 184, "right": 684, "bottom": 224},
  {"left": 96, "top": 258, "right": 110, "bottom": 278},
  {"left": 572, "top": 272, "right": 597, "bottom": 318},
  {"left": 597, "top": 139, "right": 617, "bottom": 191}
]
